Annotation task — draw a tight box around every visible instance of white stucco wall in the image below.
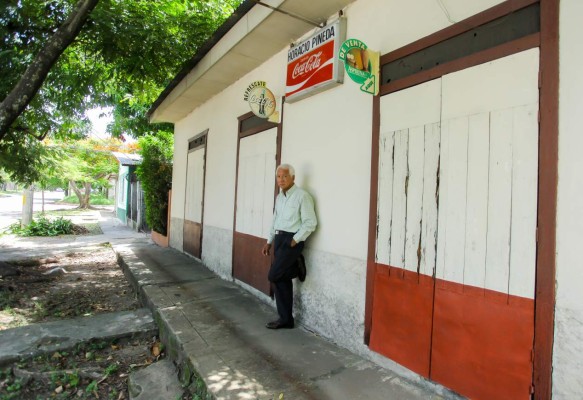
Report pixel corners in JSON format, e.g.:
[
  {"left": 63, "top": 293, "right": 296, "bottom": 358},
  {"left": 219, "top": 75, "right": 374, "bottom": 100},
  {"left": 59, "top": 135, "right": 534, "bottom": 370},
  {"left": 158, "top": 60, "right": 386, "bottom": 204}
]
[
  {"left": 553, "top": 1, "right": 583, "bottom": 398},
  {"left": 167, "top": 0, "right": 511, "bottom": 378}
]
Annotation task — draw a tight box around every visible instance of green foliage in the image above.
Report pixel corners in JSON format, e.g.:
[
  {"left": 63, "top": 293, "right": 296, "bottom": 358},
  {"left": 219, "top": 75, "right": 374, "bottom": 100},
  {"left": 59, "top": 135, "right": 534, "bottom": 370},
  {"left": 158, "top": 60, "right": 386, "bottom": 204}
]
[
  {"left": 61, "top": 193, "right": 114, "bottom": 205},
  {"left": 1, "top": 0, "right": 243, "bottom": 181},
  {"left": 49, "top": 138, "right": 121, "bottom": 208},
  {"left": 7, "top": 215, "right": 74, "bottom": 236},
  {"left": 136, "top": 131, "right": 173, "bottom": 235},
  {"left": 104, "top": 363, "right": 118, "bottom": 376},
  {"left": 56, "top": 138, "right": 119, "bottom": 185},
  {"left": 85, "top": 380, "right": 98, "bottom": 394},
  {"left": 0, "top": 134, "right": 65, "bottom": 186}
]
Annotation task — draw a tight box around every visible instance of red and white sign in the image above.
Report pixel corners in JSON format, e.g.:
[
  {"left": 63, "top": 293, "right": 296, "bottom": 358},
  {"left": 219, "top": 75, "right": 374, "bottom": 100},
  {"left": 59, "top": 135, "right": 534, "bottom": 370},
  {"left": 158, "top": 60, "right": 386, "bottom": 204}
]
[{"left": 285, "top": 19, "right": 345, "bottom": 103}]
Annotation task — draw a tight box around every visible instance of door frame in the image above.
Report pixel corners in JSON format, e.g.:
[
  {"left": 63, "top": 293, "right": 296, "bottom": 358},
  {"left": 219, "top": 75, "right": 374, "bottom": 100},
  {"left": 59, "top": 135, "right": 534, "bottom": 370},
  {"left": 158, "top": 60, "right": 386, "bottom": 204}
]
[
  {"left": 183, "top": 129, "right": 208, "bottom": 259},
  {"left": 364, "top": 0, "right": 558, "bottom": 397},
  {"left": 231, "top": 102, "right": 285, "bottom": 293}
]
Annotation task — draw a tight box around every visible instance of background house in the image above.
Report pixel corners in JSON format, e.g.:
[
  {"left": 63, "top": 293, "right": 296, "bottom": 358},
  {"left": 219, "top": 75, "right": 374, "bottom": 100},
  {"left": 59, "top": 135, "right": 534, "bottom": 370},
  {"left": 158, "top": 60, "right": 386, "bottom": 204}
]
[{"left": 112, "top": 152, "right": 148, "bottom": 232}]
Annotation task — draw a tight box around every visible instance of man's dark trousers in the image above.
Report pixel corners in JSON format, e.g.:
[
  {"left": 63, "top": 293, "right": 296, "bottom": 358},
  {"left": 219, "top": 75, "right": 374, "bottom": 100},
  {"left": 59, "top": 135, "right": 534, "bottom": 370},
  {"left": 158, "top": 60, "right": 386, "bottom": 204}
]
[{"left": 268, "top": 231, "right": 304, "bottom": 326}]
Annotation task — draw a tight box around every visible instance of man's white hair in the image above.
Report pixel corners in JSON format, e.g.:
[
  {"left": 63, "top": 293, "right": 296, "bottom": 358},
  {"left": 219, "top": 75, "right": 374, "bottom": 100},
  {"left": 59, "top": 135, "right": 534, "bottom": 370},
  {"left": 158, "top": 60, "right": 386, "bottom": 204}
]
[{"left": 276, "top": 163, "right": 295, "bottom": 176}]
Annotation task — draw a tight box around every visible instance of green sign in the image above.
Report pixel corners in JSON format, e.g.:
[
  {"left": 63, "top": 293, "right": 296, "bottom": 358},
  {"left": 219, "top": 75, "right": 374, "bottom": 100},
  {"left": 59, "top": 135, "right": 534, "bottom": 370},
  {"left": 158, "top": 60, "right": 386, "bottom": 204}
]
[{"left": 338, "top": 39, "right": 379, "bottom": 95}]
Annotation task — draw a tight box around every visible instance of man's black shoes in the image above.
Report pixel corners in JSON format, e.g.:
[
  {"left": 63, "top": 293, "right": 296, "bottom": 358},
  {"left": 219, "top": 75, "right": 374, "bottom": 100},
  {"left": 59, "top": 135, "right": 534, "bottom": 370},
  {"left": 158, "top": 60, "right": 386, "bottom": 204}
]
[
  {"left": 265, "top": 320, "right": 294, "bottom": 329},
  {"left": 297, "top": 254, "right": 306, "bottom": 282}
]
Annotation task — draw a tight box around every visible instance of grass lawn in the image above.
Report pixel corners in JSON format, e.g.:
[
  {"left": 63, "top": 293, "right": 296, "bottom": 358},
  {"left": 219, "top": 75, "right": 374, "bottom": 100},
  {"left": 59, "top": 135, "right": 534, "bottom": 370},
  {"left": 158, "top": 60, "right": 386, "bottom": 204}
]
[{"left": 60, "top": 194, "right": 114, "bottom": 206}]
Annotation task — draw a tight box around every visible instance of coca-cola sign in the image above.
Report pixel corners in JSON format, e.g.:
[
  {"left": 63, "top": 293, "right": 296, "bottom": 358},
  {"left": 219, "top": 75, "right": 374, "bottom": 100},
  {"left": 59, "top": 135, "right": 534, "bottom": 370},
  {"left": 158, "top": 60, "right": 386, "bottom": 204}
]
[{"left": 285, "top": 19, "right": 345, "bottom": 103}]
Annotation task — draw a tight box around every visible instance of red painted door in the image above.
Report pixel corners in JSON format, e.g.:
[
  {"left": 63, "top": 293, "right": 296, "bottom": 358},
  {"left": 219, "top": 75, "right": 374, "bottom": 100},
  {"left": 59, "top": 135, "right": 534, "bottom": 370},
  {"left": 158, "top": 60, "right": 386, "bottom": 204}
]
[{"left": 370, "top": 49, "right": 539, "bottom": 399}]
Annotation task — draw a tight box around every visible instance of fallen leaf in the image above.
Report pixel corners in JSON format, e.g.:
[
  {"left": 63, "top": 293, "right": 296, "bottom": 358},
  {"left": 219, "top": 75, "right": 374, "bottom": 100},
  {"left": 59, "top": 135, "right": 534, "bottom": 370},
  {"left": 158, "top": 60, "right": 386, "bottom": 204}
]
[
  {"left": 52, "top": 352, "right": 62, "bottom": 359},
  {"left": 55, "top": 385, "right": 64, "bottom": 393},
  {"left": 151, "top": 342, "right": 161, "bottom": 357},
  {"left": 111, "top": 344, "right": 119, "bottom": 350}
]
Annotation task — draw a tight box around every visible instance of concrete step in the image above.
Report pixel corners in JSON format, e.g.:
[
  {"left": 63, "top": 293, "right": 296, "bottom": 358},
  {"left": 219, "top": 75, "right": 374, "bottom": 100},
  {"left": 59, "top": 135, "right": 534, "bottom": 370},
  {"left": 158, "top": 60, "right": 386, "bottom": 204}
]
[{"left": 0, "top": 308, "right": 157, "bottom": 366}]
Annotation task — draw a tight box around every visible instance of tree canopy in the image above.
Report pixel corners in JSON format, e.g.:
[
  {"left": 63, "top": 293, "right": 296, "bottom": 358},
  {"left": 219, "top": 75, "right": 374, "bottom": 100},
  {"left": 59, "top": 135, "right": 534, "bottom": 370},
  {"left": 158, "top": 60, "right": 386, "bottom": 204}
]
[
  {"left": 0, "top": 0, "right": 242, "bottom": 183},
  {"left": 56, "top": 138, "right": 126, "bottom": 208}
]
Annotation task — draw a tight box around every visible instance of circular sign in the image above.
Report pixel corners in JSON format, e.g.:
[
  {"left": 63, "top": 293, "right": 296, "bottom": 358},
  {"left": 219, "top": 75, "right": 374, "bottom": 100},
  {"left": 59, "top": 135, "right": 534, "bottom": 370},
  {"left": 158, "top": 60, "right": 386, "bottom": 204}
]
[
  {"left": 247, "top": 85, "right": 276, "bottom": 118},
  {"left": 338, "top": 39, "right": 377, "bottom": 95}
]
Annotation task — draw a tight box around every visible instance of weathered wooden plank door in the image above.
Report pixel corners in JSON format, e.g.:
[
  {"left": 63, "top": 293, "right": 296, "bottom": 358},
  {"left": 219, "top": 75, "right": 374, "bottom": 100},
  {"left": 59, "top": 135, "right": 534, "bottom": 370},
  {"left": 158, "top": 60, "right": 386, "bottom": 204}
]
[
  {"left": 431, "top": 48, "right": 539, "bottom": 400},
  {"left": 370, "top": 78, "right": 441, "bottom": 377},
  {"left": 233, "top": 128, "right": 277, "bottom": 294},
  {"left": 184, "top": 138, "right": 206, "bottom": 258},
  {"left": 370, "top": 48, "right": 539, "bottom": 400}
]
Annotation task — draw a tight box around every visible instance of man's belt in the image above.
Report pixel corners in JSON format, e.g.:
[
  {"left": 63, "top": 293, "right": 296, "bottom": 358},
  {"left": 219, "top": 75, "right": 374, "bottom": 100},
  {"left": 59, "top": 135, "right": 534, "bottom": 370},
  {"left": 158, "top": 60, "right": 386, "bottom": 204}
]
[{"left": 275, "top": 230, "right": 295, "bottom": 235}]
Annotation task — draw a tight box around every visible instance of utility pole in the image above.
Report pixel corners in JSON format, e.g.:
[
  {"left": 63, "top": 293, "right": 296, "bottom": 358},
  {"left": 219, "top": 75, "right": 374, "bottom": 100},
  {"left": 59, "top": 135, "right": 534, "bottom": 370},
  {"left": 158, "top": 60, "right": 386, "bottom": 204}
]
[{"left": 22, "top": 187, "right": 34, "bottom": 226}]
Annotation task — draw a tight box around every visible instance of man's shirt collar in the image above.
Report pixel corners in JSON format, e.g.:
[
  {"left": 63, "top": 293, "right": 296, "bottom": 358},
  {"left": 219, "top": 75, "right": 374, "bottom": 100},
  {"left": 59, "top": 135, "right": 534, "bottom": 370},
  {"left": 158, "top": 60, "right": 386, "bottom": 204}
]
[{"left": 282, "top": 184, "right": 297, "bottom": 197}]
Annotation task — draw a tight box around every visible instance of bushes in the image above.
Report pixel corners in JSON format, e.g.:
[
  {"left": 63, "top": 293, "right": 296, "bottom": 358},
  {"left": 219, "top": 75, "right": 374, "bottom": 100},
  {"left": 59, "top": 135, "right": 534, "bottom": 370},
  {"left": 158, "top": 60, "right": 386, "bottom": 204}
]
[
  {"left": 136, "top": 132, "right": 173, "bottom": 235},
  {"left": 7, "top": 215, "right": 74, "bottom": 236}
]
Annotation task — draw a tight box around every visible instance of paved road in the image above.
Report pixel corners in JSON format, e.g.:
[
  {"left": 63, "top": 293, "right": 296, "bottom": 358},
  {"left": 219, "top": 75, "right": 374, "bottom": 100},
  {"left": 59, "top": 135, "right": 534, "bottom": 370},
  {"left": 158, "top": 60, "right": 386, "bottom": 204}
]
[{"left": 0, "top": 191, "right": 76, "bottom": 231}]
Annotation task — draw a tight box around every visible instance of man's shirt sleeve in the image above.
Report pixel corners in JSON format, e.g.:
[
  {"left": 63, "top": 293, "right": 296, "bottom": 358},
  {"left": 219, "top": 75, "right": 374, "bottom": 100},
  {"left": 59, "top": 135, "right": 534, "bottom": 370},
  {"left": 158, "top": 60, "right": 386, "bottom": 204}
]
[
  {"left": 267, "top": 206, "right": 277, "bottom": 244},
  {"left": 293, "top": 191, "right": 317, "bottom": 243}
]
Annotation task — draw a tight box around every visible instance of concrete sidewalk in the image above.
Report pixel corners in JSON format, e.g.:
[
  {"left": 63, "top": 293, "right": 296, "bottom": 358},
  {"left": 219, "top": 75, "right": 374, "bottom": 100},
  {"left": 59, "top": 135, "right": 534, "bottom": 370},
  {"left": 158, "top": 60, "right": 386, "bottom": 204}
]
[
  {"left": 111, "top": 237, "right": 455, "bottom": 398},
  {"left": 1, "top": 211, "right": 456, "bottom": 399}
]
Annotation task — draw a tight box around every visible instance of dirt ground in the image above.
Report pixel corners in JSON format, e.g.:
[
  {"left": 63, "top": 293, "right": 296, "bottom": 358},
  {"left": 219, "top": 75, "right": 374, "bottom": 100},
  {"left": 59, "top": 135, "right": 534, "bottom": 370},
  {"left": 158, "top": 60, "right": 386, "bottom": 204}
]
[{"left": 0, "top": 245, "right": 165, "bottom": 399}]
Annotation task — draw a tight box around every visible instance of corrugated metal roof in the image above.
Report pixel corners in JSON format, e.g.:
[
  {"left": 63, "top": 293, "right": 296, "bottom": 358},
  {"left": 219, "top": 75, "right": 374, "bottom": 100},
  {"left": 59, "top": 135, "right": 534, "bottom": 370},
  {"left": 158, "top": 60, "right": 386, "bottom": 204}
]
[{"left": 111, "top": 152, "right": 142, "bottom": 166}]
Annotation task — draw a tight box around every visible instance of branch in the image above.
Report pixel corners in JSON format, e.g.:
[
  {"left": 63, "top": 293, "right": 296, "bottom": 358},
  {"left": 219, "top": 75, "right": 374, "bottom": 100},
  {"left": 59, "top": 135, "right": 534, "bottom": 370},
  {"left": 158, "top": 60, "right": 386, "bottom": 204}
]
[
  {"left": 0, "top": 0, "right": 101, "bottom": 142},
  {"left": 11, "top": 125, "right": 50, "bottom": 141}
]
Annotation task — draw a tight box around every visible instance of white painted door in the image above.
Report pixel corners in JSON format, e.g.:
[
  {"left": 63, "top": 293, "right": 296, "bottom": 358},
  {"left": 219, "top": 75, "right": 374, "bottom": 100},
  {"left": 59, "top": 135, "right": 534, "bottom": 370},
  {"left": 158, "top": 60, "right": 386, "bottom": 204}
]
[
  {"left": 376, "top": 78, "right": 442, "bottom": 276},
  {"left": 436, "top": 48, "right": 539, "bottom": 300},
  {"left": 233, "top": 127, "right": 277, "bottom": 294},
  {"left": 184, "top": 146, "right": 205, "bottom": 258},
  {"left": 235, "top": 128, "right": 277, "bottom": 238},
  {"left": 371, "top": 48, "right": 539, "bottom": 400},
  {"left": 371, "top": 77, "right": 442, "bottom": 377},
  {"left": 185, "top": 148, "right": 205, "bottom": 224}
]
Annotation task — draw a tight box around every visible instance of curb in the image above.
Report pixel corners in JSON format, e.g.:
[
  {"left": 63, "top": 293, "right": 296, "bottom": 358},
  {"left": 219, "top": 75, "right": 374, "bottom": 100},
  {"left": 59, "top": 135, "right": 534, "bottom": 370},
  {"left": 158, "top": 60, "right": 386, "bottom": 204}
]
[{"left": 115, "top": 247, "right": 213, "bottom": 398}]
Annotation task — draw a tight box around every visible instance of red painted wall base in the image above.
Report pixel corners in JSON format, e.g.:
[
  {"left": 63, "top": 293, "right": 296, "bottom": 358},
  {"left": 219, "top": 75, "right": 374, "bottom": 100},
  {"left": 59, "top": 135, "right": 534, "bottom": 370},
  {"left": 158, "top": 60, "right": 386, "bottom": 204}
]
[{"left": 369, "top": 264, "right": 534, "bottom": 400}]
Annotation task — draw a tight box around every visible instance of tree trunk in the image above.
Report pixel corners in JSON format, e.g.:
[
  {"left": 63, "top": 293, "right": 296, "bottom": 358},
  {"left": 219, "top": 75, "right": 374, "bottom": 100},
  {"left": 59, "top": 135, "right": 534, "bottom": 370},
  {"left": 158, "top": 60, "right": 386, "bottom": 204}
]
[
  {"left": 22, "top": 187, "right": 34, "bottom": 226},
  {"left": 70, "top": 180, "right": 92, "bottom": 209},
  {"left": 82, "top": 182, "right": 91, "bottom": 208},
  {"left": 0, "top": 0, "right": 101, "bottom": 141}
]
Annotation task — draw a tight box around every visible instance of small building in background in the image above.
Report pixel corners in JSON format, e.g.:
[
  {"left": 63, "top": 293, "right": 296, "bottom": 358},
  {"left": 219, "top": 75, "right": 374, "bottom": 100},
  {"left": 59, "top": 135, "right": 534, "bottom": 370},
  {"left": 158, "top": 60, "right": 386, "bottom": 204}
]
[{"left": 111, "top": 152, "right": 148, "bottom": 232}]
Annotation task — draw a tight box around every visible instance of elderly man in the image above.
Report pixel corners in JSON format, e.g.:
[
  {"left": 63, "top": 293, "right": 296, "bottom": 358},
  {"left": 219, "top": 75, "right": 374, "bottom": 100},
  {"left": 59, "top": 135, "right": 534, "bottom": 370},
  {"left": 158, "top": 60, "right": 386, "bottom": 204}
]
[{"left": 262, "top": 164, "right": 317, "bottom": 329}]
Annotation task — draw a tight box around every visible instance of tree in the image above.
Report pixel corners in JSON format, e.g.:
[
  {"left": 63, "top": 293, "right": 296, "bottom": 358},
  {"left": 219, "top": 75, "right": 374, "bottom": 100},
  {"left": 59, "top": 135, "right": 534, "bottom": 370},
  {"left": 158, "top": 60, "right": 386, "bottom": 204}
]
[
  {"left": 1, "top": 0, "right": 242, "bottom": 182},
  {"left": 136, "top": 132, "right": 173, "bottom": 235},
  {"left": 0, "top": 0, "right": 100, "bottom": 141},
  {"left": 53, "top": 138, "right": 124, "bottom": 209},
  {"left": 0, "top": 133, "right": 65, "bottom": 185}
]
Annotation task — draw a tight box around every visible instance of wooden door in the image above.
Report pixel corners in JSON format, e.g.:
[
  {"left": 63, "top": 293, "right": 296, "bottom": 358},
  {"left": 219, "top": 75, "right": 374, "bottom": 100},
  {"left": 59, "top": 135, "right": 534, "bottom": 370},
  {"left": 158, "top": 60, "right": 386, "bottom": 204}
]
[
  {"left": 431, "top": 48, "right": 539, "bottom": 400},
  {"left": 184, "top": 137, "right": 206, "bottom": 258},
  {"left": 233, "top": 127, "right": 277, "bottom": 294},
  {"left": 371, "top": 77, "right": 442, "bottom": 377},
  {"left": 370, "top": 49, "right": 539, "bottom": 400}
]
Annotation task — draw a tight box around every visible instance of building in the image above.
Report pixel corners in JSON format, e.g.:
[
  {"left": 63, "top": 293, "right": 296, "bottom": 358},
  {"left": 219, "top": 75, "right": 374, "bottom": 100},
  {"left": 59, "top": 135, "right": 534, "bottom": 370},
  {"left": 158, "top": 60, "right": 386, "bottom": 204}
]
[
  {"left": 111, "top": 152, "right": 147, "bottom": 232},
  {"left": 148, "top": 1, "right": 579, "bottom": 398}
]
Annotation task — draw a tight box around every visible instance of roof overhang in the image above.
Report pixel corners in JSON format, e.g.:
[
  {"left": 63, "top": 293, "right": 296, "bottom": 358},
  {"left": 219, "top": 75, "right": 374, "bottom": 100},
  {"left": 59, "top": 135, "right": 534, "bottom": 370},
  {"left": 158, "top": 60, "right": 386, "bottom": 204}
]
[
  {"left": 148, "top": 0, "right": 355, "bottom": 124},
  {"left": 112, "top": 152, "right": 142, "bottom": 166}
]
